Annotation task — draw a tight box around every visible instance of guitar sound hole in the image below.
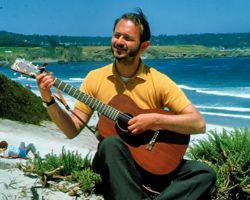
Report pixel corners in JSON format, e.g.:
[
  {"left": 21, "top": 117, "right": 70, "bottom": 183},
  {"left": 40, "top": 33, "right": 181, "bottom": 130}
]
[{"left": 116, "top": 113, "right": 133, "bottom": 133}]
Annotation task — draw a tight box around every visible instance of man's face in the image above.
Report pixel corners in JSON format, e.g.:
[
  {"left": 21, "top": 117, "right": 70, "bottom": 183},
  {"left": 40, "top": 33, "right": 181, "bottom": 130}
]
[{"left": 111, "top": 19, "right": 142, "bottom": 61}]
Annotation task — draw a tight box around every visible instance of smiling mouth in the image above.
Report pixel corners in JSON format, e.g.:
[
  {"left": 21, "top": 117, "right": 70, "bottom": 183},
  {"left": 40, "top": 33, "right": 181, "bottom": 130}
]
[{"left": 114, "top": 44, "right": 127, "bottom": 51}]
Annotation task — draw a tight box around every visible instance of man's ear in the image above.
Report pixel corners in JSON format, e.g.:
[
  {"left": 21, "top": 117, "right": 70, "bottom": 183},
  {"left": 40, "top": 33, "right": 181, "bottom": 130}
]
[{"left": 140, "top": 41, "right": 150, "bottom": 52}]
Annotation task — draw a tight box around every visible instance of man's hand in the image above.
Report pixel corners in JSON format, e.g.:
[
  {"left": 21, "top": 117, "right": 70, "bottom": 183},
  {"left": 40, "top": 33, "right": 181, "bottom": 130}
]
[
  {"left": 36, "top": 72, "right": 54, "bottom": 102},
  {"left": 128, "top": 113, "right": 161, "bottom": 135}
]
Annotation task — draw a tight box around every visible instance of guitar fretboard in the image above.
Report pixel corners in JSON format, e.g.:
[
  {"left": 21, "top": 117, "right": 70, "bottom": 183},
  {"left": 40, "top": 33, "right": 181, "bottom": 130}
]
[
  {"left": 54, "top": 78, "right": 121, "bottom": 121},
  {"left": 11, "top": 58, "right": 132, "bottom": 124}
]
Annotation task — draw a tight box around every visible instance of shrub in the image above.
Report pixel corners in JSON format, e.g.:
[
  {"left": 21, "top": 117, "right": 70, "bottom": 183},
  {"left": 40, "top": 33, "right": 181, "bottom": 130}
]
[
  {"left": 0, "top": 73, "right": 50, "bottom": 124},
  {"left": 187, "top": 128, "right": 250, "bottom": 200},
  {"left": 20, "top": 147, "right": 101, "bottom": 195}
]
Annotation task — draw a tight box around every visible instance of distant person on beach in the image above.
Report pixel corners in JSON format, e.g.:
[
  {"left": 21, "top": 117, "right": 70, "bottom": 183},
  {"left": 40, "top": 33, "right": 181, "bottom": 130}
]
[
  {"left": 0, "top": 141, "right": 36, "bottom": 159},
  {"left": 36, "top": 8, "right": 216, "bottom": 200}
]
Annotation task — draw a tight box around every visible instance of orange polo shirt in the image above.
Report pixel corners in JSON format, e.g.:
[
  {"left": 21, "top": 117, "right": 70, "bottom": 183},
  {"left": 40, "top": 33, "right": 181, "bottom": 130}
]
[{"left": 75, "top": 61, "right": 190, "bottom": 116}]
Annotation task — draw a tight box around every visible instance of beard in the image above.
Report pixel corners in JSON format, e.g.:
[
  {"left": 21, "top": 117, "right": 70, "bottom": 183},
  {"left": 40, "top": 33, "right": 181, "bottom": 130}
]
[{"left": 111, "top": 43, "right": 141, "bottom": 62}]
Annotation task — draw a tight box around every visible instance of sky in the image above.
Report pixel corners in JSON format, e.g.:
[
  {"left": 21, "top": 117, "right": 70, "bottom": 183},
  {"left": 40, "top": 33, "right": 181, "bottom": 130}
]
[{"left": 0, "top": 0, "right": 250, "bottom": 37}]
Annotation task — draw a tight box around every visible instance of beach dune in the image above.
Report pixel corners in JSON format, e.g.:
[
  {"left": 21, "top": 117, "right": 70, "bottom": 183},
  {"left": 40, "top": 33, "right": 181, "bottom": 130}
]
[{"left": 0, "top": 119, "right": 99, "bottom": 158}]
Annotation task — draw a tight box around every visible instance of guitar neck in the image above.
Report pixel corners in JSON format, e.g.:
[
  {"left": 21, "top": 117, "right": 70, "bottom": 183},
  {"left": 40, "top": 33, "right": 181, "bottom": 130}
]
[
  {"left": 54, "top": 78, "right": 120, "bottom": 121},
  {"left": 10, "top": 58, "right": 129, "bottom": 123}
]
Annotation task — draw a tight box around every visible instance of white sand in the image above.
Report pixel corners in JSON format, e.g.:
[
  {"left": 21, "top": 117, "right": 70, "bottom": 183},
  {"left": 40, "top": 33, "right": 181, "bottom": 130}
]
[
  {"left": 190, "top": 123, "right": 233, "bottom": 143},
  {"left": 0, "top": 118, "right": 232, "bottom": 158},
  {"left": 0, "top": 119, "right": 99, "bottom": 158}
]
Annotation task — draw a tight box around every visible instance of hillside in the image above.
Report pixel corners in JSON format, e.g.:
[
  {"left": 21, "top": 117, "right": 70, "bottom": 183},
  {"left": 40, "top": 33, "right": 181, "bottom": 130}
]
[
  {"left": 1, "top": 45, "right": 250, "bottom": 65},
  {"left": 0, "top": 31, "right": 250, "bottom": 48},
  {"left": 0, "top": 74, "right": 51, "bottom": 124},
  {"left": 0, "top": 31, "right": 250, "bottom": 65}
]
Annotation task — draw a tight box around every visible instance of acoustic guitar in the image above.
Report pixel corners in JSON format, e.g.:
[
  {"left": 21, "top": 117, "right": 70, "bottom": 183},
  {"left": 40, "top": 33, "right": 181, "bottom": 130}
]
[{"left": 11, "top": 58, "right": 190, "bottom": 175}]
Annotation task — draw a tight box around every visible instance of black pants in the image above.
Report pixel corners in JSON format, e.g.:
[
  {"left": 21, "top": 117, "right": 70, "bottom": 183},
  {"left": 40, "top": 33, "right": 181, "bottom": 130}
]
[{"left": 92, "top": 136, "right": 216, "bottom": 200}]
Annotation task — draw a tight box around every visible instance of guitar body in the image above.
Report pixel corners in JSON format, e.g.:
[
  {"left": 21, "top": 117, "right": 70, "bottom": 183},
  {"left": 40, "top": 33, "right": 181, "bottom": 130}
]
[{"left": 98, "top": 94, "right": 190, "bottom": 175}]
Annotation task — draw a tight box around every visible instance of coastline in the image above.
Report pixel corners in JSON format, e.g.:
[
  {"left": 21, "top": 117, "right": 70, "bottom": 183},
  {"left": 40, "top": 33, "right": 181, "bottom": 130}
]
[
  {"left": 1, "top": 46, "right": 250, "bottom": 67},
  {"left": 0, "top": 119, "right": 232, "bottom": 199}
]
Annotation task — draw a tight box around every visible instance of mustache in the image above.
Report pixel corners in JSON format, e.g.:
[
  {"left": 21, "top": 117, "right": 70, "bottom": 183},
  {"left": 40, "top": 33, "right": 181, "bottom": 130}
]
[{"left": 114, "top": 44, "right": 128, "bottom": 51}]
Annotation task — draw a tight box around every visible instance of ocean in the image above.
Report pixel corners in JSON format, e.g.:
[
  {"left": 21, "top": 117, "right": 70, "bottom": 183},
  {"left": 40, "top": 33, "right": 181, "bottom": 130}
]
[{"left": 1, "top": 57, "right": 250, "bottom": 129}]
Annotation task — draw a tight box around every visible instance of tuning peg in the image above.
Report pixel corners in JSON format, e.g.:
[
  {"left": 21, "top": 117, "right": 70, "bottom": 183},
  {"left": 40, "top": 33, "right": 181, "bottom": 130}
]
[{"left": 39, "top": 63, "right": 48, "bottom": 73}]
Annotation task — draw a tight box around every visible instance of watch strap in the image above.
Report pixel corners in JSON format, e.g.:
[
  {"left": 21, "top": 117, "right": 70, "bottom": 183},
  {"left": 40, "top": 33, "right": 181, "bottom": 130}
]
[{"left": 43, "top": 97, "right": 56, "bottom": 107}]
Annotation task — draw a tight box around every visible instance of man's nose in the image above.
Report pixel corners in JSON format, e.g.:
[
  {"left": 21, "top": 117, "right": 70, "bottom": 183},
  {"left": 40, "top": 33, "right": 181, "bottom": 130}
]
[{"left": 117, "top": 35, "right": 125, "bottom": 44}]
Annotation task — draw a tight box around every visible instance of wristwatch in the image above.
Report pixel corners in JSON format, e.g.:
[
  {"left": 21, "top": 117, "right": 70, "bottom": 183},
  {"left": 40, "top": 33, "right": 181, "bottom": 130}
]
[{"left": 42, "top": 97, "right": 56, "bottom": 107}]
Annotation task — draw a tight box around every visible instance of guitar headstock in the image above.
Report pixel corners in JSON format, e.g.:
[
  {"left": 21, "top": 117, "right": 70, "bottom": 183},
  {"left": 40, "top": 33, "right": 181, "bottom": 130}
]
[{"left": 10, "top": 58, "right": 40, "bottom": 78}]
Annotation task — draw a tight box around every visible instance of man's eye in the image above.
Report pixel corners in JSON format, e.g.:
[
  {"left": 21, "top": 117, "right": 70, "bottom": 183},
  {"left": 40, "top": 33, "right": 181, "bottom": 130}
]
[
  {"left": 113, "top": 33, "right": 134, "bottom": 41},
  {"left": 113, "top": 33, "right": 120, "bottom": 38},
  {"left": 124, "top": 36, "right": 132, "bottom": 41}
]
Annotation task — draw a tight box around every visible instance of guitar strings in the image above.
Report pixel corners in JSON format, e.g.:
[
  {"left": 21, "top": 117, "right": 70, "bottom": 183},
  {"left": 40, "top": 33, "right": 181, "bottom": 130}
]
[{"left": 118, "top": 112, "right": 132, "bottom": 123}]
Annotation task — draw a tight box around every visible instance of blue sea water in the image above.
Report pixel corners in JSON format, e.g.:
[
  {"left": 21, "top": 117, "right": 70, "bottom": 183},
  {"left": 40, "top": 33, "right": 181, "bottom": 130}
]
[{"left": 1, "top": 57, "right": 250, "bottom": 128}]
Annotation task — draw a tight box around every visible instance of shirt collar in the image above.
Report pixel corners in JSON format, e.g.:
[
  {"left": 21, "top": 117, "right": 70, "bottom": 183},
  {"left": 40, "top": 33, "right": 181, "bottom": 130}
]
[{"left": 107, "top": 60, "right": 147, "bottom": 82}]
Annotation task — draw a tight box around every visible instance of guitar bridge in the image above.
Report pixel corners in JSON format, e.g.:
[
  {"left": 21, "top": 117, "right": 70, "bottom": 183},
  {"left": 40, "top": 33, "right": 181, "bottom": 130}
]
[{"left": 146, "top": 130, "right": 160, "bottom": 151}]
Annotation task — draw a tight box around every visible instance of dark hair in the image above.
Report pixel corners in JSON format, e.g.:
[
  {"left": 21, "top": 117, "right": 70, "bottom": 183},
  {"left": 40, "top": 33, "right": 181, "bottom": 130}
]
[
  {"left": 113, "top": 8, "right": 151, "bottom": 43},
  {"left": 0, "top": 141, "right": 8, "bottom": 148}
]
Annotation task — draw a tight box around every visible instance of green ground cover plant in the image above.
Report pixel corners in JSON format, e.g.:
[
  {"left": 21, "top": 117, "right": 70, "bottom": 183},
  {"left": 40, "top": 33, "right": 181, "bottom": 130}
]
[
  {"left": 17, "top": 128, "right": 250, "bottom": 198},
  {"left": 187, "top": 128, "right": 250, "bottom": 200},
  {"left": 19, "top": 147, "right": 101, "bottom": 197}
]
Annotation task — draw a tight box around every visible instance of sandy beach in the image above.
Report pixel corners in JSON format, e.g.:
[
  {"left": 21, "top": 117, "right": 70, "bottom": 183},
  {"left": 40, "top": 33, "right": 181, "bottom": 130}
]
[
  {"left": 0, "top": 118, "right": 231, "bottom": 199},
  {"left": 0, "top": 119, "right": 99, "bottom": 158},
  {"left": 0, "top": 119, "right": 101, "bottom": 200}
]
